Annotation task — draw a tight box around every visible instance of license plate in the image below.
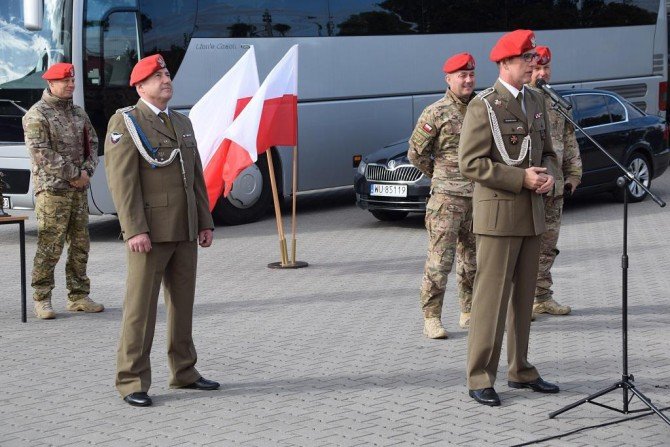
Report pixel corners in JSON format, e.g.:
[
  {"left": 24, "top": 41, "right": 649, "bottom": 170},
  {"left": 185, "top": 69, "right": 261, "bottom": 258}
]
[
  {"left": 2, "top": 196, "right": 10, "bottom": 209},
  {"left": 370, "top": 183, "right": 407, "bottom": 197}
]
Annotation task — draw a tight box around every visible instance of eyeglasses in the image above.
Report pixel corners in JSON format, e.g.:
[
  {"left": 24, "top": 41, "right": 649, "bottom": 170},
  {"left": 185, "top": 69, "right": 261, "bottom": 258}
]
[{"left": 518, "top": 52, "right": 541, "bottom": 62}]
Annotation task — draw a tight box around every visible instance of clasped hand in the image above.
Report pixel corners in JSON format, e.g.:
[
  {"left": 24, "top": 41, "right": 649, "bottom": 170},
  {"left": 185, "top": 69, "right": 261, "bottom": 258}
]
[
  {"left": 70, "top": 170, "right": 90, "bottom": 189},
  {"left": 523, "top": 167, "right": 554, "bottom": 194}
]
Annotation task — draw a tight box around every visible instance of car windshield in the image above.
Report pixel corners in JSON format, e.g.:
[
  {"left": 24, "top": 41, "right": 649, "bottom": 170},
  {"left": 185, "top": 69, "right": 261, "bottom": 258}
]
[{"left": 0, "top": 0, "right": 71, "bottom": 141}]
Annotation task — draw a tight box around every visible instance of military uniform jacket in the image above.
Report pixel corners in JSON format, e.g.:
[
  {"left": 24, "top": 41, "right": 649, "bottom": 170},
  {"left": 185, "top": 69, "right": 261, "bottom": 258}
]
[
  {"left": 528, "top": 86, "right": 582, "bottom": 197},
  {"left": 104, "top": 100, "right": 214, "bottom": 242},
  {"left": 458, "top": 80, "right": 558, "bottom": 236},
  {"left": 23, "top": 89, "right": 98, "bottom": 194},
  {"left": 408, "top": 89, "right": 474, "bottom": 197}
]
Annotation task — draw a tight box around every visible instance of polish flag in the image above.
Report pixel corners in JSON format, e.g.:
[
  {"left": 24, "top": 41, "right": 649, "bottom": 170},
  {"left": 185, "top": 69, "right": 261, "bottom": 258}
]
[
  {"left": 220, "top": 44, "right": 298, "bottom": 197},
  {"left": 190, "top": 47, "right": 259, "bottom": 209}
]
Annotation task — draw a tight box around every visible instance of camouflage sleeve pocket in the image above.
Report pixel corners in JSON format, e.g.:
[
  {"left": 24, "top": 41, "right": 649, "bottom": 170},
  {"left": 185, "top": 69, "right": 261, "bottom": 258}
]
[
  {"left": 410, "top": 127, "right": 434, "bottom": 153},
  {"left": 25, "top": 122, "right": 44, "bottom": 140}
]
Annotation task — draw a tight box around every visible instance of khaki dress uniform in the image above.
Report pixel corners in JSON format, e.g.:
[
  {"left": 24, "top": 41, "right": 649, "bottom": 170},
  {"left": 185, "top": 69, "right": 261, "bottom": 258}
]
[
  {"left": 458, "top": 80, "right": 558, "bottom": 389},
  {"left": 105, "top": 99, "right": 214, "bottom": 397}
]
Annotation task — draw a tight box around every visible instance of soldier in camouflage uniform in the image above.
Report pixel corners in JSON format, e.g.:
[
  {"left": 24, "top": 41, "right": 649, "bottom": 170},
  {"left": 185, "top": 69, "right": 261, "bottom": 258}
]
[
  {"left": 408, "top": 53, "right": 477, "bottom": 339},
  {"left": 22, "top": 63, "right": 104, "bottom": 319},
  {"left": 528, "top": 46, "right": 582, "bottom": 316}
]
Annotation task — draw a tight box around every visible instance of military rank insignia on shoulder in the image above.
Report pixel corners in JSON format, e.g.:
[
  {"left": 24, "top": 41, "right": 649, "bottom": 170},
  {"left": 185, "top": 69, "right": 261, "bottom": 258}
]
[
  {"left": 116, "top": 105, "right": 136, "bottom": 114},
  {"left": 476, "top": 87, "right": 495, "bottom": 100}
]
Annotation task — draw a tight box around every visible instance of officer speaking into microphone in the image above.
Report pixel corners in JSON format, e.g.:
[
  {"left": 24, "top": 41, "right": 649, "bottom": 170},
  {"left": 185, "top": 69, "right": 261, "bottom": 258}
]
[{"left": 458, "top": 30, "right": 560, "bottom": 407}]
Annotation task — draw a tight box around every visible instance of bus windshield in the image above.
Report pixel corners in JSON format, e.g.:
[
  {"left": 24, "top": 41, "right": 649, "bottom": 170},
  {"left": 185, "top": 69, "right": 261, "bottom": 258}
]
[{"left": 0, "top": 0, "right": 71, "bottom": 141}]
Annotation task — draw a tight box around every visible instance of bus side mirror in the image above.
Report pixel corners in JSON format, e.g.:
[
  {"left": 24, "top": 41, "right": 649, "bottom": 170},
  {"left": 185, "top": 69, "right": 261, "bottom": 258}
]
[{"left": 23, "top": 0, "right": 44, "bottom": 31}]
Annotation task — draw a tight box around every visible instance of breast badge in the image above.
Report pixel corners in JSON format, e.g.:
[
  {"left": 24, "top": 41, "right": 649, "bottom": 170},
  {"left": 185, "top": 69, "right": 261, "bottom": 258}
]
[
  {"left": 509, "top": 135, "right": 519, "bottom": 145},
  {"left": 535, "top": 112, "right": 543, "bottom": 119}
]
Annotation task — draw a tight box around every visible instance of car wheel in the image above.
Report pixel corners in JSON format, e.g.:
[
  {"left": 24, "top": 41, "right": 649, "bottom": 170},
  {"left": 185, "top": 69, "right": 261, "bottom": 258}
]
[
  {"left": 370, "top": 210, "right": 409, "bottom": 221},
  {"left": 613, "top": 152, "right": 651, "bottom": 203},
  {"left": 211, "top": 152, "right": 275, "bottom": 225}
]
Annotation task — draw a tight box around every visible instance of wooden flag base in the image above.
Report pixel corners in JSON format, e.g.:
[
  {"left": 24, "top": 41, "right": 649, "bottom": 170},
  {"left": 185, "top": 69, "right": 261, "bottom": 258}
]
[{"left": 267, "top": 260, "right": 309, "bottom": 269}]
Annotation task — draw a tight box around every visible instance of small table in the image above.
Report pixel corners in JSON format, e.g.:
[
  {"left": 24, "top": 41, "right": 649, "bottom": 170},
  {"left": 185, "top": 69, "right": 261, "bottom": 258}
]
[{"left": 0, "top": 215, "right": 28, "bottom": 322}]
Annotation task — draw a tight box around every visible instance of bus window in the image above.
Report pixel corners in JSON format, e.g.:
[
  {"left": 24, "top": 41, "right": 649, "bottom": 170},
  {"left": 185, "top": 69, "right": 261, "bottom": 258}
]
[
  {"left": 139, "top": 0, "right": 197, "bottom": 73},
  {"left": 84, "top": 3, "right": 140, "bottom": 152},
  {"left": 194, "top": 1, "right": 329, "bottom": 38},
  {"left": 103, "top": 12, "right": 140, "bottom": 86}
]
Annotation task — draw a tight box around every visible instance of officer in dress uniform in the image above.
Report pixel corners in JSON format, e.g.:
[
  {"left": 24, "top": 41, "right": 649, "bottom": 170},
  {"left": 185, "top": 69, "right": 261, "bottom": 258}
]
[
  {"left": 458, "top": 30, "right": 560, "bottom": 406},
  {"left": 408, "top": 53, "right": 478, "bottom": 339},
  {"left": 527, "top": 46, "right": 582, "bottom": 318},
  {"left": 105, "top": 54, "right": 218, "bottom": 407},
  {"left": 23, "top": 63, "right": 103, "bottom": 319}
]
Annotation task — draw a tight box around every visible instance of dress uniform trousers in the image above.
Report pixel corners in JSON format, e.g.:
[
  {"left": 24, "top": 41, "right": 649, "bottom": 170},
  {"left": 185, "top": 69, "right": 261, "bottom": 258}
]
[
  {"left": 466, "top": 234, "right": 541, "bottom": 390},
  {"left": 115, "top": 240, "right": 201, "bottom": 397}
]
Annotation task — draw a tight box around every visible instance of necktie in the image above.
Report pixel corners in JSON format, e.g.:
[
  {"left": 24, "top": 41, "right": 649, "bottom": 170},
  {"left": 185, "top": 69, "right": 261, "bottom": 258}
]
[
  {"left": 516, "top": 92, "right": 526, "bottom": 116},
  {"left": 158, "top": 111, "right": 176, "bottom": 139}
]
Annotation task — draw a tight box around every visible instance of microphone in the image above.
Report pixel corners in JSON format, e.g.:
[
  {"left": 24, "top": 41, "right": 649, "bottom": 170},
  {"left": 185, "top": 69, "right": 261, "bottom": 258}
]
[{"left": 535, "top": 79, "right": 572, "bottom": 110}]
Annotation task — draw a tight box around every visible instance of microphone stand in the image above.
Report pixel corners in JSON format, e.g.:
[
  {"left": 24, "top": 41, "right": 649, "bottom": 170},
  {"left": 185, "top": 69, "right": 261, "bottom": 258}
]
[{"left": 544, "top": 96, "right": 669, "bottom": 427}]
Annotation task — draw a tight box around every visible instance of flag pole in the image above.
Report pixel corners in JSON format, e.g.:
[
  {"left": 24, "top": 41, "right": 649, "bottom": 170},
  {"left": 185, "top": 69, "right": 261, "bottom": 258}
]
[
  {"left": 266, "top": 147, "right": 308, "bottom": 270},
  {"left": 290, "top": 145, "right": 298, "bottom": 264},
  {"left": 265, "top": 151, "right": 289, "bottom": 265}
]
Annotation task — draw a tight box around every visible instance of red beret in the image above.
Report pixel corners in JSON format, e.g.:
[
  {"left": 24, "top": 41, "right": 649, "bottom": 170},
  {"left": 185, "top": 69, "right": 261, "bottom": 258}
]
[
  {"left": 535, "top": 46, "right": 551, "bottom": 65},
  {"left": 42, "top": 63, "right": 74, "bottom": 80},
  {"left": 443, "top": 52, "right": 475, "bottom": 73},
  {"left": 489, "top": 29, "right": 536, "bottom": 62},
  {"left": 129, "top": 54, "right": 167, "bottom": 86}
]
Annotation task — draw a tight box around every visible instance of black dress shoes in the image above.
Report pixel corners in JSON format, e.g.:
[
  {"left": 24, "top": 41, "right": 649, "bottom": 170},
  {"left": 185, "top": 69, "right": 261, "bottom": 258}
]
[
  {"left": 182, "top": 377, "right": 220, "bottom": 391},
  {"left": 508, "top": 377, "right": 560, "bottom": 393},
  {"left": 123, "top": 392, "right": 152, "bottom": 407},
  {"left": 468, "top": 387, "right": 501, "bottom": 406}
]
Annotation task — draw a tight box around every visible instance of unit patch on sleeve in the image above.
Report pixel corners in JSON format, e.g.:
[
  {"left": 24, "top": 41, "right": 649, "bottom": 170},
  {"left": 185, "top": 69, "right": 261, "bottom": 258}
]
[{"left": 110, "top": 132, "right": 123, "bottom": 144}]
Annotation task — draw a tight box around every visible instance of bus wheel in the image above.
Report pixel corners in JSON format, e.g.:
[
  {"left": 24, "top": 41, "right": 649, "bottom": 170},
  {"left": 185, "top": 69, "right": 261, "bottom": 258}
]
[{"left": 211, "top": 152, "right": 274, "bottom": 225}]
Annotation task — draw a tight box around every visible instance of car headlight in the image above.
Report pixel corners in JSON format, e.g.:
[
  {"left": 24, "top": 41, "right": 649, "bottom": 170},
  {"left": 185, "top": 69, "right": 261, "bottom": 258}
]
[{"left": 357, "top": 160, "right": 367, "bottom": 176}]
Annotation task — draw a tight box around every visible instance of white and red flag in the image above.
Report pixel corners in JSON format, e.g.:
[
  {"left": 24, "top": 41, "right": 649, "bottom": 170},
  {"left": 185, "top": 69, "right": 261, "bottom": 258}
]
[
  {"left": 219, "top": 44, "right": 298, "bottom": 197},
  {"left": 190, "top": 47, "right": 259, "bottom": 209}
]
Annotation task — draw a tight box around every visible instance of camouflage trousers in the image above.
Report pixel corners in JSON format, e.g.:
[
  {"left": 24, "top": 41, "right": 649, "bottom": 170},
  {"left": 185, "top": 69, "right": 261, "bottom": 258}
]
[
  {"left": 32, "top": 190, "right": 91, "bottom": 302},
  {"left": 535, "top": 196, "right": 564, "bottom": 302},
  {"left": 420, "top": 193, "right": 476, "bottom": 318}
]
